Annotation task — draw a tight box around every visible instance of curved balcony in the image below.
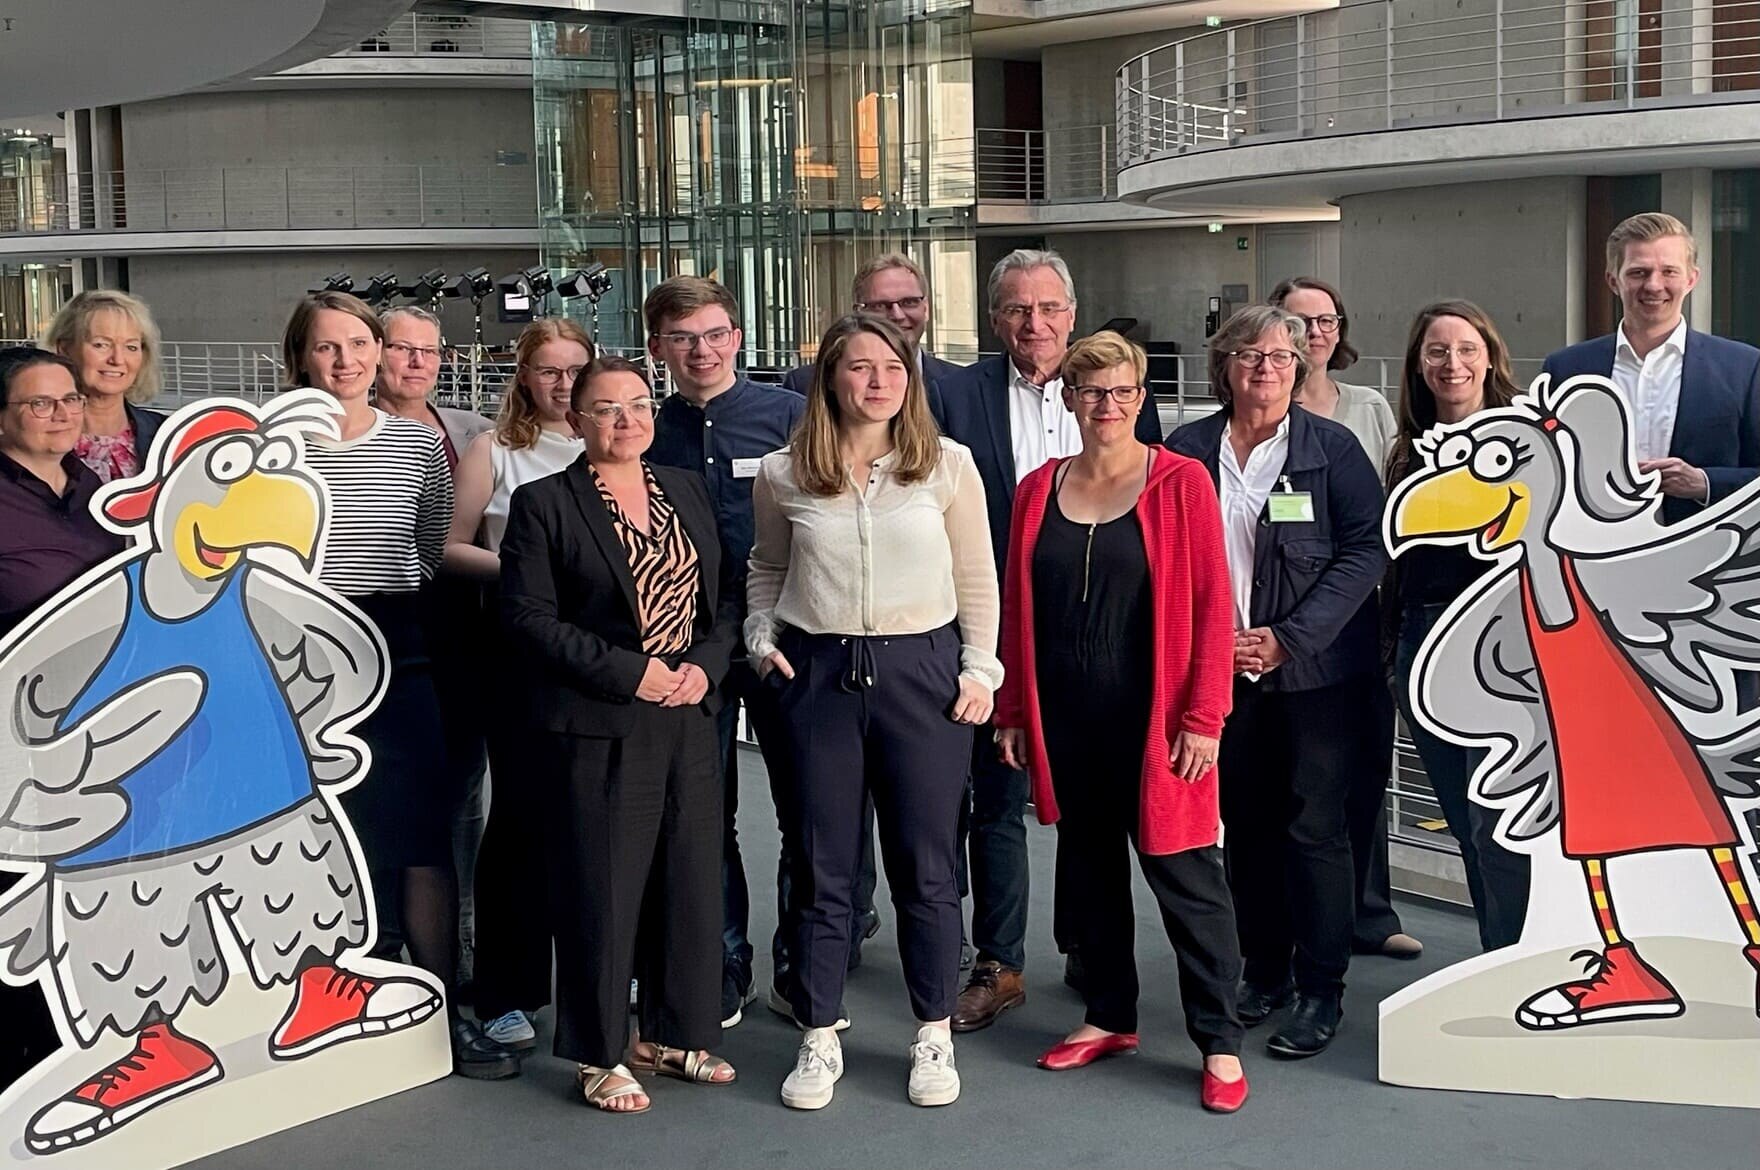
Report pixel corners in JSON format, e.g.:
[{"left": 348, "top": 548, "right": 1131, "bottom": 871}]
[{"left": 1115, "top": 0, "right": 1760, "bottom": 208}]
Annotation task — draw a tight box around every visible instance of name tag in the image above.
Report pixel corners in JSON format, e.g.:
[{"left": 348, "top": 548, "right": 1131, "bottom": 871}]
[
  {"left": 1267, "top": 492, "right": 1314, "bottom": 523},
  {"left": 732, "top": 457, "right": 763, "bottom": 479}
]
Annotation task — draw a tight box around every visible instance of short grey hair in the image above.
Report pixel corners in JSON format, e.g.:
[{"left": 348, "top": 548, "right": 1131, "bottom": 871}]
[
  {"left": 380, "top": 304, "right": 444, "bottom": 341},
  {"left": 1207, "top": 305, "right": 1310, "bottom": 408},
  {"left": 986, "top": 248, "right": 1077, "bottom": 315}
]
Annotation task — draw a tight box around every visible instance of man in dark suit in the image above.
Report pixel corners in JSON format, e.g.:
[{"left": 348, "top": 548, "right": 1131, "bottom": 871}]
[
  {"left": 1541, "top": 211, "right": 1760, "bottom": 527},
  {"left": 935, "top": 248, "right": 1163, "bottom": 1032},
  {"left": 782, "top": 252, "right": 964, "bottom": 393}
]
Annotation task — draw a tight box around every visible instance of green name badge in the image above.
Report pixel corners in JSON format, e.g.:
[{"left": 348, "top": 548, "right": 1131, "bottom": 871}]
[{"left": 1267, "top": 492, "right": 1315, "bottom": 523}]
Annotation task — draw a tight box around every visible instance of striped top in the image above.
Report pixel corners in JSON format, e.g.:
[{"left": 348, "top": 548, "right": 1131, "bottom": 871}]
[
  {"left": 590, "top": 461, "right": 700, "bottom": 655},
  {"left": 304, "top": 410, "right": 454, "bottom": 595}
]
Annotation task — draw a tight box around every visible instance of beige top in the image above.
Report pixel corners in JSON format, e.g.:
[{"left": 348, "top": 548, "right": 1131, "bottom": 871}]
[
  {"left": 744, "top": 436, "right": 1004, "bottom": 692},
  {"left": 1331, "top": 380, "right": 1398, "bottom": 474}
]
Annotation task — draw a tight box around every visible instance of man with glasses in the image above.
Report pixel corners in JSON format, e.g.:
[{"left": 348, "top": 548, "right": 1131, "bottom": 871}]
[
  {"left": 782, "top": 253, "right": 964, "bottom": 392},
  {"left": 642, "top": 276, "right": 815, "bottom": 1030},
  {"left": 933, "top": 249, "right": 1163, "bottom": 1033},
  {"left": 377, "top": 306, "right": 492, "bottom": 468}
]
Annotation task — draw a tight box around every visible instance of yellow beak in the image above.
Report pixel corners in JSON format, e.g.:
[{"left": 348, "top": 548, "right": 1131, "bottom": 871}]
[
  {"left": 174, "top": 470, "right": 321, "bottom": 580},
  {"left": 1392, "top": 465, "right": 1529, "bottom": 551}
]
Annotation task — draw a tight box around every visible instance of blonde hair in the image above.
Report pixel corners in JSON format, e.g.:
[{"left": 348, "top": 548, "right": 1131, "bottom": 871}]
[
  {"left": 790, "top": 314, "right": 940, "bottom": 497},
  {"left": 494, "top": 317, "right": 595, "bottom": 450},
  {"left": 1607, "top": 212, "right": 1697, "bottom": 273},
  {"left": 43, "top": 289, "right": 164, "bottom": 405},
  {"left": 281, "top": 291, "right": 383, "bottom": 387},
  {"left": 1061, "top": 331, "right": 1146, "bottom": 387},
  {"left": 1208, "top": 305, "right": 1310, "bottom": 409},
  {"left": 852, "top": 252, "right": 929, "bottom": 306}
]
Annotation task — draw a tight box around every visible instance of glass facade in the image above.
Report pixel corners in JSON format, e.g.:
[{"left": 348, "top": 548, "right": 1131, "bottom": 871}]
[
  {"left": 1713, "top": 168, "right": 1760, "bottom": 349},
  {"left": 532, "top": 1, "right": 978, "bottom": 367}
]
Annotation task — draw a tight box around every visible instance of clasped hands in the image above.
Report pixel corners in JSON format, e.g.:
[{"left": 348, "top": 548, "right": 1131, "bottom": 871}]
[
  {"left": 637, "top": 657, "right": 710, "bottom": 707},
  {"left": 1233, "top": 627, "right": 1288, "bottom": 676}
]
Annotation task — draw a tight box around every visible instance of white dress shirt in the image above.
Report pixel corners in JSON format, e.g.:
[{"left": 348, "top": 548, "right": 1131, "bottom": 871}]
[
  {"left": 1611, "top": 317, "right": 1688, "bottom": 463},
  {"left": 1217, "top": 415, "right": 1291, "bottom": 634},
  {"left": 1007, "top": 360, "right": 1084, "bottom": 483}
]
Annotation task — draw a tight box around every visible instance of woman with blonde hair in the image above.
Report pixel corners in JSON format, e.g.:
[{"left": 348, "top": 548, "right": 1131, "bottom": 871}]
[
  {"left": 747, "top": 313, "right": 999, "bottom": 1111},
  {"left": 43, "top": 289, "right": 165, "bottom": 482}
]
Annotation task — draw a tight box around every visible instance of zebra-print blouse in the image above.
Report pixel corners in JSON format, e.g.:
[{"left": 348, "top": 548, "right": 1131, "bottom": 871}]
[{"left": 590, "top": 461, "right": 701, "bottom": 656}]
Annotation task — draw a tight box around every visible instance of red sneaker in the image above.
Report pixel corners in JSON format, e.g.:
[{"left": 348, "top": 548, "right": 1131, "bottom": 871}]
[
  {"left": 26, "top": 1024, "right": 222, "bottom": 1153},
  {"left": 270, "top": 964, "right": 442, "bottom": 1059},
  {"left": 1516, "top": 942, "right": 1684, "bottom": 1030}
]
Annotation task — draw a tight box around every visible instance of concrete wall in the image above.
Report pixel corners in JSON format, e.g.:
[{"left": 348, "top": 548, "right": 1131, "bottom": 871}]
[
  {"left": 1338, "top": 175, "right": 1584, "bottom": 361},
  {"left": 1041, "top": 224, "right": 1257, "bottom": 353},
  {"left": 126, "top": 249, "right": 539, "bottom": 345},
  {"left": 1041, "top": 28, "right": 1233, "bottom": 133}
]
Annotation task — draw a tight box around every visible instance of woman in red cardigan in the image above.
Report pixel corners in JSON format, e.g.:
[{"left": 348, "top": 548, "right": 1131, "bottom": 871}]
[{"left": 994, "top": 332, "right": 1246, "bottom": 1113}]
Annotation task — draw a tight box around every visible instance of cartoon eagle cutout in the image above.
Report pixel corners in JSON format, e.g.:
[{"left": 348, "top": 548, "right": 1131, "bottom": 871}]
[
  {"left": 0, "top": 392, "right": 444, "bottom": 1158},
  {"left": 1385, "top": 374, "right": 1760, "bottom": 1039}
]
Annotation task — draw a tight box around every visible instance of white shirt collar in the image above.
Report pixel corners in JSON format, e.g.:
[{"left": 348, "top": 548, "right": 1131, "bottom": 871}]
[
  {"left": 1007, "top": 358, "right": 1061, "bottom": 393},
  {"left": 1615, "top": 316, "right": 1688, "bottom": 361}
]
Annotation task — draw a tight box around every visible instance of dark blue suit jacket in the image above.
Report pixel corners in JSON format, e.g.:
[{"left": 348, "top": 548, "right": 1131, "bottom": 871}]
[
  {"left": 781, "top": 350, "right": 964, "bottom": 397},
  {"left": 128, "top": 402, "right": 165, "bottom": 465},
  {"left": 931, "top": 354, "right": 1164, "bottom": 583},
  {"left": 1540, "top": 329, "right": 1760, "bottom": 524}
]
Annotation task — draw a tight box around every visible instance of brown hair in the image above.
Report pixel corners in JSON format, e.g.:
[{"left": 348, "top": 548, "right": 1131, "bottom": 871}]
[
  {"left": 852, "top": 252, "right": 929, "bottom": 306},
  {"left": 569, "top": 354, "right": 649, "bottom": 411},
  {"left": 0, "top": 346, "right": 81, "bottom": 404},
  {"left": 1606, "top": 211, "right": 1697, "bottom": 273},
  {"left": 642, "top": 275, "right": 742, "bottom": 337},
  {"left": 1386, "top": 300, "right": 1523, "bottom": 485},
  {"left": 45, "top": 289, "right": 165, "bottom": 404},
  {"left": 1061, "top": 331, "right": 1147, "bottom": 386},
  {"left": 494, "top": 317, "right": 595, "bottom": 450},
  {"left": 281, "top": 291, "right": 383, "bottom": 388},
  {"left": 1268, "top": 276, "right": 1359, "bottom": 372},
  {"left": 790, "top": 314, "right": 940, "bottom": 497},
  {"left": 1207, "top": 305, "right": 1310, "bottom": 410}
]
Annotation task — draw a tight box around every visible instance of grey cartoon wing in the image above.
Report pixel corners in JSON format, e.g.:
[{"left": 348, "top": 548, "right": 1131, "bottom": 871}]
[
  {"left": 1413, "top": 568, "right": 1561, "bottom": 841},
  {"left": 244, "top": 566, "right": 387, "bottom": 786}
]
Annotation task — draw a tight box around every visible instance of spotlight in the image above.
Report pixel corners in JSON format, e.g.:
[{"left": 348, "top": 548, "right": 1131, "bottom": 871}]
[
  {"left": 497, "top": 265, "right": 554, "bottom": 300},
  {"left": 361, "top": 270, "right": 399, "bottom": 306},
  {"left": 558, "top": 263, "right": 613, "bottom": 303},
  {"left": 402, "top": 268, "right": 448, "bottom": 303},
  {"left": 309, "top": 271, "right": 353, "bottom": 294},
  {"left": 443, "top": 267, "right": 494, "bottom": 300}
]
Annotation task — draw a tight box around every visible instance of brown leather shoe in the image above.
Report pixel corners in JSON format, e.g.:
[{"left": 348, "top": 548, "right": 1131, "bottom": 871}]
[{"left": 951, "top": 962, "right": 1025, "bottom": 1032}]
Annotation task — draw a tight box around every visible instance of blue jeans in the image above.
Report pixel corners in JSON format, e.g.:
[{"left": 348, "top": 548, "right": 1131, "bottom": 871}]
[
  {"left": 1395, "top": 604, "right": 1531, "bottom": 950},
  {"left": 966, "top": 734, "right": 1030, "bottom": 971}
]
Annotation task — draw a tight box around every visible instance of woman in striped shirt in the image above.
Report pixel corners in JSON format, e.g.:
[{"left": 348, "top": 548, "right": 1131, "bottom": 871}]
[{"left": 281, "top": 291, "right": 517, "bottom": 1079}]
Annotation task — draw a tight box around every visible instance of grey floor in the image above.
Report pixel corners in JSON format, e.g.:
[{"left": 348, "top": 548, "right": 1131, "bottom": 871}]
[{"left": 194, "top": 749, "right": 1758, "bottom": 1170}]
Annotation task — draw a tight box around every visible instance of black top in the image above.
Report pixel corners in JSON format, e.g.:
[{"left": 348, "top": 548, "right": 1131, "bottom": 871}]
[
  {"left": 1395, "top": 543, "right": 1486, "bottom": 610},
  {"left": 0, "top": 450, "right": 124, "bottom": 638},
  {"left": 1031, "top": 486, "right": 1153, "bottom": 691}
]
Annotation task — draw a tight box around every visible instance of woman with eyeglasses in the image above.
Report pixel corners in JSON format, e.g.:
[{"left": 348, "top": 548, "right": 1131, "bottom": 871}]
[
  {"left": 1267, "top": 278, "right": 1421, "bottom": 965},
  {"left": 442, "top": 318, "right": 593, "bottom": 1054},
  {"left": 992, "top": 332, "right": 1248, "bottom": 1112},
  {"left": 1165, "top": 306, "right": 1387, "bottom": 1061},
  {"left": 1385, "top": 301, "right": 1530, "bottom": 952},
  {"left": 500, "top": 355, "right": 739, "bottom": 1114}
]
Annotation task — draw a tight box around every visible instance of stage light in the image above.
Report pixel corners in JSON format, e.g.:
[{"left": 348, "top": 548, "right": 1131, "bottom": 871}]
[
  {"left": 361, "top": 271, "right": 399, "bottom": 305},
  {"left": 402, "top": 268, "right": 448, "bottom": 303},
  {"left": 497, "top": 265, "right": 554, "bottom": 300},
  {"left": 309, "top": 272, "right": 353, "bottom": 294},
  {"left": 557, "top": 263, "right": 613, "bottom": 303},
  {"left": 443, "top": 268, "right": 494, "bottom": 300}
]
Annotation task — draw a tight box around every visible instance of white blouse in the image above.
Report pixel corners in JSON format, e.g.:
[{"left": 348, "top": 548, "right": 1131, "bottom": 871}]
[
  {"left": 480, "top": 428, "right": 585, "bottom": 553},
  {"left": 744, "top": 437, "right": 1003, "bottom": 692}
]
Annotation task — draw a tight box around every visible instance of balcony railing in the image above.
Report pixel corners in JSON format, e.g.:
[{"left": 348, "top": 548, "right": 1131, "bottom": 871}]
[
  {"left": 0, "top": 166, "right": 539, "bottom": 235},
  {"left": 976, "top": 125, "right": 1117, "bottom": 203},
  {"left": 344, "top": 15, "right": 532, "bottom": 58},
  {"left": 1118, "top": 0, "right": 1760, "bottom": 165}
]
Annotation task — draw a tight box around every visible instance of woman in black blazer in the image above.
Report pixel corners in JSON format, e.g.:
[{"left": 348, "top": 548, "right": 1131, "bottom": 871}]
[{"left": 499, "top": 355, "right": 740, "bottom": 1115}]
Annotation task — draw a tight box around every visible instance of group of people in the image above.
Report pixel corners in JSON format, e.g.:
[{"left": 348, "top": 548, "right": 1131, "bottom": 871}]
[{"left": 3, "top": 211, "right": 1755, "bottom": 1119}]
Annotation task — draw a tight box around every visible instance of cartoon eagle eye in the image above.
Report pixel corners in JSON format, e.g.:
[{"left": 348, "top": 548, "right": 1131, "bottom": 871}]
[
  {"left": 1437, "top": 434, "right": 1472, "bottom": 469},
  {"left": 207, "top": 437, "right": 257, "bottom": 484},
  {"left": 256, "top": 436, "right": 297, "bottom": 472},
  {"left": 1471, "top": 438, "right": 1518, "bottom": 481}
]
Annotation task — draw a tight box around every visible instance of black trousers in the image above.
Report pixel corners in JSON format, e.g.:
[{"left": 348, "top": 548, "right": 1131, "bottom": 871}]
[
  {"left": 1220, "top": 675, "right": 1366, "bottom": 997},
  {"left": 775, "top": 626, "right": 973, "bottom": 1028},
  {"left": 1349, "top": 680, "right": 1405, "bottom": 948},
  {"left": 966, "top": 732, "right": 1031, "bottom": 971},
  {"left": 471, "top": 726, "right": 553, "bottom": 1019},
  {"left": 539, "top": 704, "right": 723, "bottom": 1067}
]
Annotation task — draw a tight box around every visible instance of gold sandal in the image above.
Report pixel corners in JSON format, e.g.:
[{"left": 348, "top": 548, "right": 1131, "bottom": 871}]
[
  {"left": 628, "top": 1043, "right": 737, "bottom": 1085},
  {"left": 578, "top": 1063, "right": 651, "bottom": 1113}
]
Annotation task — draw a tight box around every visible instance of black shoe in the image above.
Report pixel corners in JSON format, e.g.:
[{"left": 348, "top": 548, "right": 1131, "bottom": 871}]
[
  {"left": 1236, "top": 980, "right": 1295, "bottom": 1027},
  {"left": 722, "top": 958, "right": 756, "bottom": 1028},
  {"left": 1063, "top": 951, "right": 1087, "bottom": 993},
  {"left": 1265, "top": 993, "right": 1342, "bottom": 1059},
  {"left": 451, "top": 1017, "right": 521, "bottom": 1080},
  {"left": 847, "top": 911, "right": 882, "bottom": 972}
]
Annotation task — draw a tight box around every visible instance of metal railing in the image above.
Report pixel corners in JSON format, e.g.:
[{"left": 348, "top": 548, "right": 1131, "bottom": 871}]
[
  {"left": 344, "top": 14, "right": 532, "bottom": 58},
  {"left": 976, "top": 125, "right": 1117, "bottom": 203},
  {"left": 0, "top": 166, "right": 539, "bottom": 235},
  {"left": 1117, "top": 0, "right": 1760, "bottom": 164}
]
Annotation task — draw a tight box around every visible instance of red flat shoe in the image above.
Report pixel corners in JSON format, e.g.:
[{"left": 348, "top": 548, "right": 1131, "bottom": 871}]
[
  {"left": 1036, "top": 1032, "right": 1139, "bottom": 1070},
  {"left": 1201, "top": 1069, "right": 1250, "bottom": 1113}
]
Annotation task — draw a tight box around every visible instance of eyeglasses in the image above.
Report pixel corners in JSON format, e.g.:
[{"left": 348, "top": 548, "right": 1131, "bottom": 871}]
[
  {"left": 657, "top": 327, "right": 735, "bottom": 350},
  {"left": 8, "top": 392, "right": 87, "bottom": 418},
  {"left": 1072, "top": 384, "right": 1145, "bottom": 405},
  {"left": 1228, "top": 349, "right": 1298, "bottom": 370},
  {"left": 1295, "top": 313, "right": 1342, "bottom": 335},
  {"left": 1421, "top": 344, "right": 1484, "bottom": 366},
  {"left": 856, "top": 296, "right": 926, "bottom": 314},
  {"left": 585, "top": 398, "right": 658, "bottom": 426},
  {"left": 385, "top": 342, "right": 442, "bottom": 361},
  {"left": 528, "top": 363, "right": 587, "bottom": 385},
  {"left": 995, "top": 302, "right": 1072, "bottom": 322}
]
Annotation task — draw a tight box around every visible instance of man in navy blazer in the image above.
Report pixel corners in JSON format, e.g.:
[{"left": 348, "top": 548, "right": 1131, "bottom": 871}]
[
  {"left": 932, "top": 248, "right": 1163, "bottom": 1033},
  {"left": 1540, "top": 212, "right": 1760, "bottom": 527},
  {"left": 781, "top": 252, "right": 964, "bottom": 394}
]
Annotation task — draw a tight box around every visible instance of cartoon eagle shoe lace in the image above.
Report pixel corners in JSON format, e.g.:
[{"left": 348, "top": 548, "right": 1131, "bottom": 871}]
[
  {"left": 26, "top": 1023, "right": 223, "bottom": 1153},
  {"left": 270, "top": 964, "right": 443, "bottom": 1059},
  {"left": 1515, "top": 942, "right": 1686, "bottom": 1030}
]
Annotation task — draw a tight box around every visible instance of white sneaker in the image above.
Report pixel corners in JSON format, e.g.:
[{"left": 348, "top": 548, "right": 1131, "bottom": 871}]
[
  {"left": 481, "top": 1010, "right": 536, "bottom": 1051},
  {"left": 908, "top": 1025, "right": 959, "bottom": 1107},
  {"left": 780, "top": 1027, "right": 843, "bottom": 1110}
]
